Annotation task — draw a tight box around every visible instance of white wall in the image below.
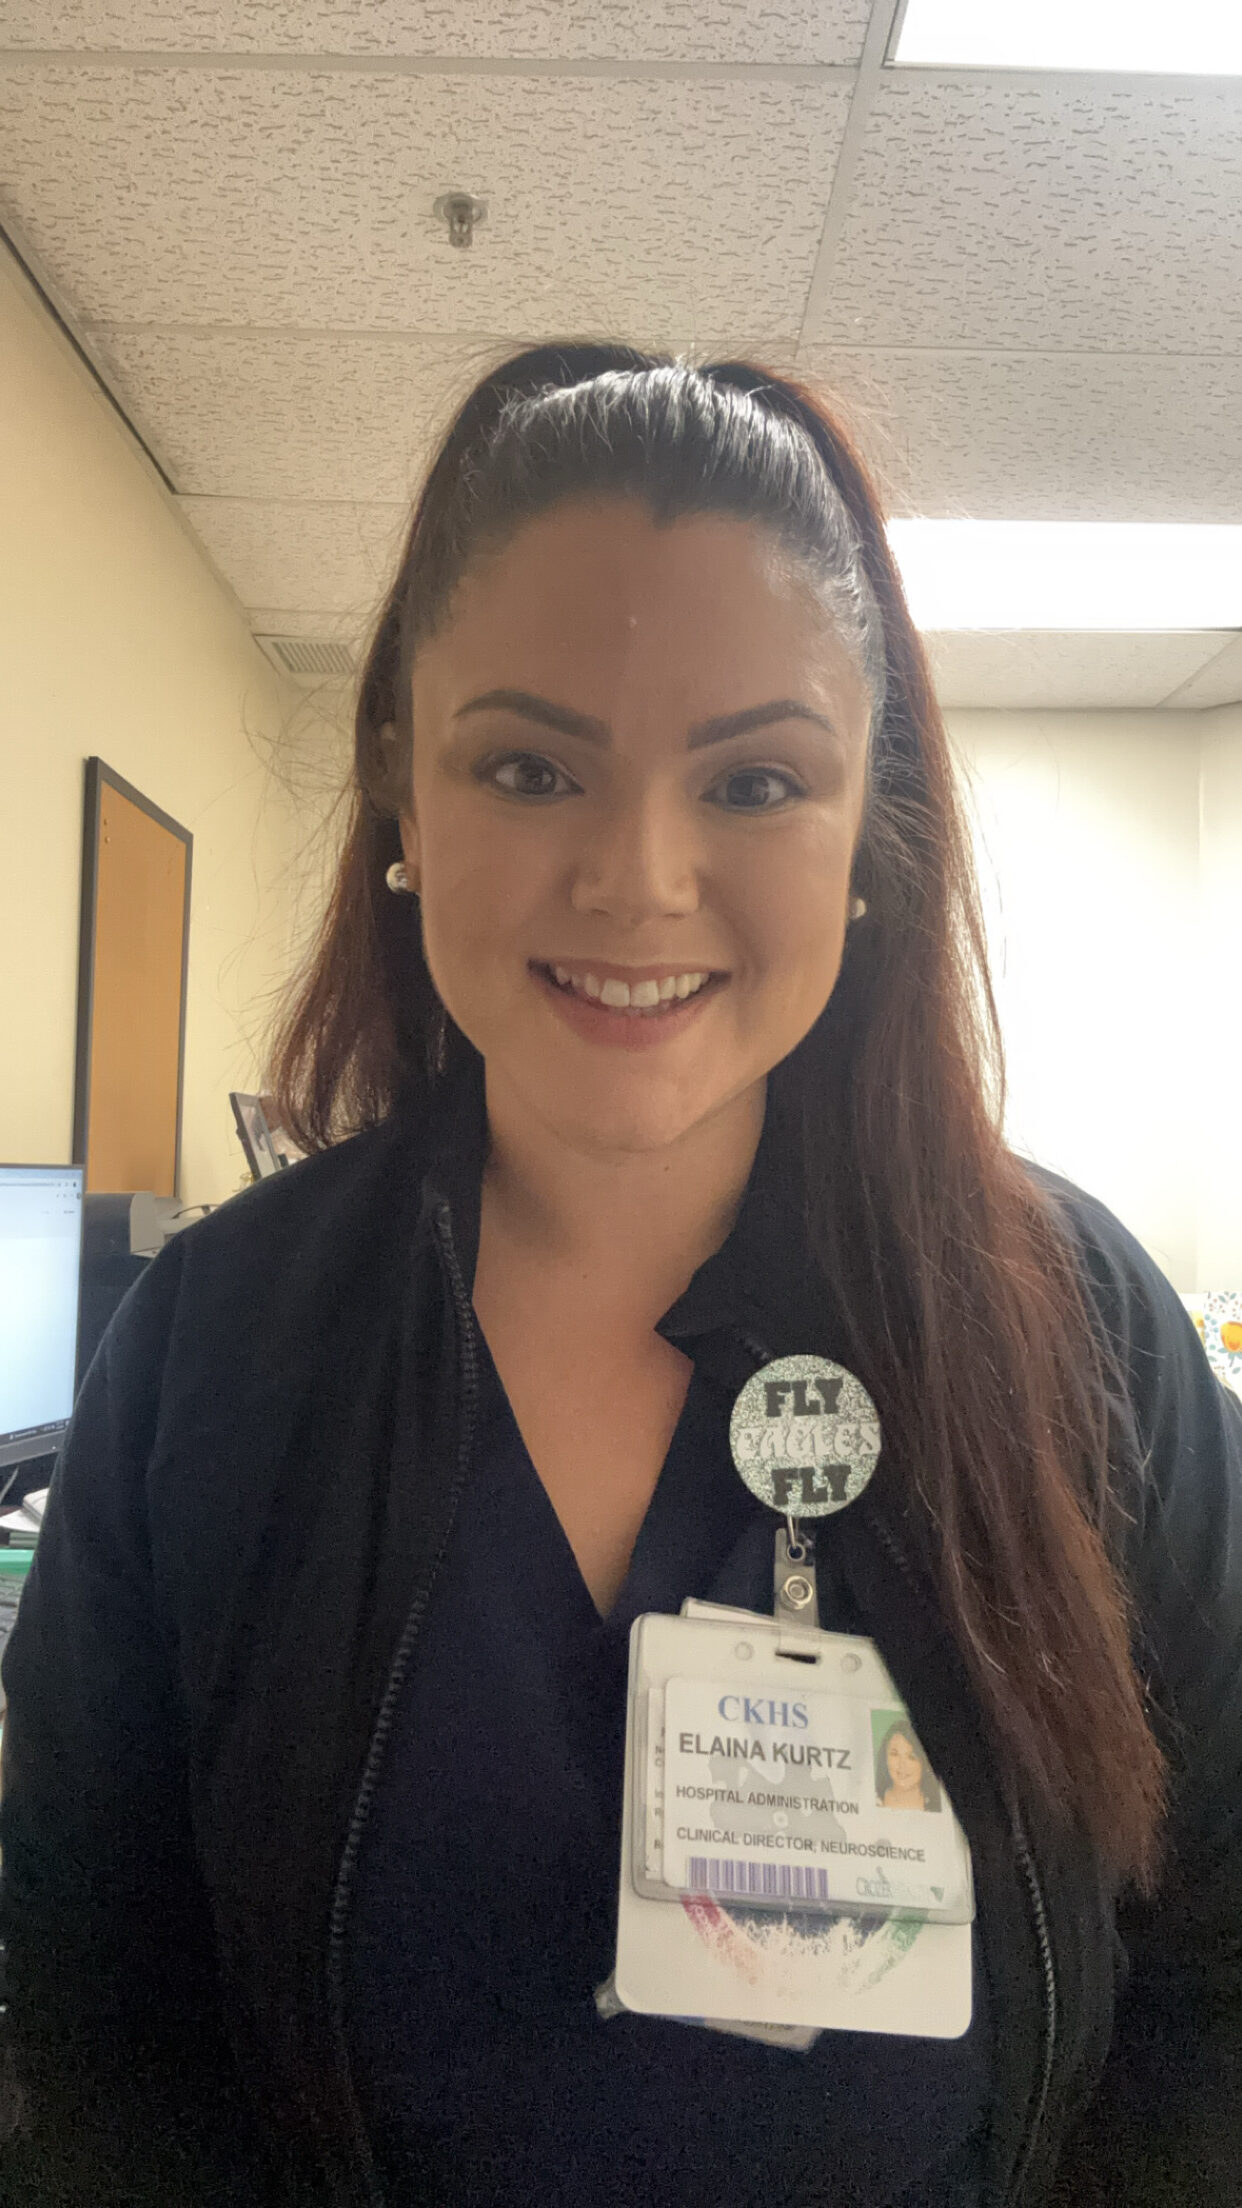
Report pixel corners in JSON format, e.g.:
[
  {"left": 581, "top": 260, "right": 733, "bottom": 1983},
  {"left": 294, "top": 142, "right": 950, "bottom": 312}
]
[
  {"left": 0, "top": 247, "right": 305, "bottom": 1206},
  {"left": 948, "top": 707, "right": 1233, "bottom": 1291}
]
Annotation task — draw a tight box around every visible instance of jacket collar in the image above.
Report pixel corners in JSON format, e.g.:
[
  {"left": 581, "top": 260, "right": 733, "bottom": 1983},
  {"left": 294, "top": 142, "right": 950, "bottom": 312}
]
[{"left": 653, "top": 1090, "right": 823, "bottom": 1355}]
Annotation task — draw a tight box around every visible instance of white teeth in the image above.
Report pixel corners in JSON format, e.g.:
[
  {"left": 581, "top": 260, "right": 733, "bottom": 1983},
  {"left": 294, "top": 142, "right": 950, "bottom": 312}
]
[{"left": 546, "top": 965, "right": 715, "bottom": 1009}]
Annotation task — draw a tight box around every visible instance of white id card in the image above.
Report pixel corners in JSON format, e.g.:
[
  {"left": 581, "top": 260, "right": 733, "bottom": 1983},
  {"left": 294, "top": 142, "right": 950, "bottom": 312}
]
[{"left": 610, "top": 1607, "right": 974, "bottom": 2040}]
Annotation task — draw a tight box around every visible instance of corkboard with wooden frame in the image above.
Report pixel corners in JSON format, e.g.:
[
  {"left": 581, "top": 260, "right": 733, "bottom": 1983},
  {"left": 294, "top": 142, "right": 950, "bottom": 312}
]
[{"left": 72, "top": 758, "right": 193, "bottom": 1198}]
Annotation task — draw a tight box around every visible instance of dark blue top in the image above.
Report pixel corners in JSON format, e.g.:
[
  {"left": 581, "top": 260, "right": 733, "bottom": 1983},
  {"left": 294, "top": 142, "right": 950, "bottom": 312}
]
[{"left": 344, "top": 1332, "right": 992, "bottom": 2207}]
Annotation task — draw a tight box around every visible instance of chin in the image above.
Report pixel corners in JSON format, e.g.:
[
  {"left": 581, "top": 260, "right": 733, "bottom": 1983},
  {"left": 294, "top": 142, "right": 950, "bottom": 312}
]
[
  {"left": 534, "top": 1077, "right": 724, "bottom": 1158},
  {"left": 556, "top": 1103, "right": 707, "bottom": 1158}
]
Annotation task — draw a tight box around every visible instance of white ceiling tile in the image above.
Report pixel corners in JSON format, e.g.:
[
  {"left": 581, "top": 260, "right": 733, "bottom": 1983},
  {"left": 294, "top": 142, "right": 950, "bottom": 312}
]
[
  {"left": 923, "top": 631, "right": 1233, "bottom": 713},
  {"left": 92, "top": 330, "right": 508, "bottom": 497},
  {"left": 805, "top": 76, "right": 1242, "bottom": 353},
  {"left": 1159, "top": 634, "right": 1242, "bottom": 708},
  {"left": 177, "top": 494, "right": 408, "bottom": 613},
  {"left": 800, "top": 349, "right": 1242, "bottom": 522},
  {"left": 0, "top": 0, "right": 871, "bottom": 65},
  {"left": 0, "top": 66, "right": 851, "bottom": 336}
]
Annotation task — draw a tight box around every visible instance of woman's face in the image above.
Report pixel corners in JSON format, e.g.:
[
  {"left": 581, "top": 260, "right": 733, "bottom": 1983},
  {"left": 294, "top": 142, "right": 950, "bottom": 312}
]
[
  {"left": 886, "top": 1732, "right": 923, "bottom": 1795},
  {"left": 401, "top": 497, "right": 872, "bottom": 1157}
]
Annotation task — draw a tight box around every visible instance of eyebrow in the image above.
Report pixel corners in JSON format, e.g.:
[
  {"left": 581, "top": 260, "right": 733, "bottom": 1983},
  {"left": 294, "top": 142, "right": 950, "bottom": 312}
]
[{"left": 452, "top": 688, "right": 841, "bottom": 751}]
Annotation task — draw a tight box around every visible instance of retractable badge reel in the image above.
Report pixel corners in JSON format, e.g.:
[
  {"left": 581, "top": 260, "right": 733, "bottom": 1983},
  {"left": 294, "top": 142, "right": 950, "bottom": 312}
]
[
  {"left": 727, "top": 1355, "right": 882, "bottom": 1629},
  {"left": 601, "top": 1353, "right": 976, "bottom": 2044}
]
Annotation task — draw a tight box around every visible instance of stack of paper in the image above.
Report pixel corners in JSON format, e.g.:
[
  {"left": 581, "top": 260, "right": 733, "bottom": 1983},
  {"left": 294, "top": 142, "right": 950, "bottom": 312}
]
[{"left": 0, "top": 1488, "right": 48, "bottom": 1547}]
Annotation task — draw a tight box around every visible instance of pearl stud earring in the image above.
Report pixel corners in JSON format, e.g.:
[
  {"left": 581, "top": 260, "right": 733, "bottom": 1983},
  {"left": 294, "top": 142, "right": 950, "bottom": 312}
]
[
  {"left": 386, "top": 861, "right": 414, "bottom": 894},
  {"left": 849, "top": 895, "right": 868, "bottom": 921}
]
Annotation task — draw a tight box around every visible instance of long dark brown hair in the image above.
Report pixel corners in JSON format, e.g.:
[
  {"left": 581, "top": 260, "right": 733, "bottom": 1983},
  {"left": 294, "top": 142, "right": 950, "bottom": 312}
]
[{"left": 271, "top": 343, "right": 1164, "bottom": 1886}]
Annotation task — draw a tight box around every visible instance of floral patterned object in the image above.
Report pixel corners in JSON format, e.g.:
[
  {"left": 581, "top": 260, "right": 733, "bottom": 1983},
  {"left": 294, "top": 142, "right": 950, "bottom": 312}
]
[{"left": 1183, "top": 1291, "right": 1242, "bottom": 1399}]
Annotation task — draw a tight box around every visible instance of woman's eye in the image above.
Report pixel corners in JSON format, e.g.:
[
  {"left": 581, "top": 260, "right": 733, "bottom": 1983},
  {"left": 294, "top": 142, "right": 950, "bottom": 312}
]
[
  {"left": 484, "top": 753, "right": 579, "bottom": 801},
  {"left": 707, "top": 767, "right": 806, "bottom": 813}
]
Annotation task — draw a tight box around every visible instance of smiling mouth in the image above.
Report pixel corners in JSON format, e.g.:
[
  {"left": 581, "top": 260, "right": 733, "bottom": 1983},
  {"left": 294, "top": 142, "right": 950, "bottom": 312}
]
[{"left": 531, "top": 962, "right": 727, "bottom": 1016}]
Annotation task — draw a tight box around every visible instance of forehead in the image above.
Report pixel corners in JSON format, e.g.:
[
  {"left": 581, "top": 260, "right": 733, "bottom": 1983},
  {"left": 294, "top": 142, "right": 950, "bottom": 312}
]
[{"left": 413, "top": 498, "right": 870, "bottom": 726}]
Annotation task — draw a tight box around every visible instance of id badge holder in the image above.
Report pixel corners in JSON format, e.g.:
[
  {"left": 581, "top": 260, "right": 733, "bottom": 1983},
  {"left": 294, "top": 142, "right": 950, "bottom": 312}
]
[{"left": 598, "top": 1357, "right": 975, "bottom": 2046}]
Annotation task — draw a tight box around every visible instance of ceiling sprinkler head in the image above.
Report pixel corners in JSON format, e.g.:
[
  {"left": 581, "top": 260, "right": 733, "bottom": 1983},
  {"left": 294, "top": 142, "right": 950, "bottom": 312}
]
[{"left": 433, "top": 192, "right": 487, "bottom": 248}]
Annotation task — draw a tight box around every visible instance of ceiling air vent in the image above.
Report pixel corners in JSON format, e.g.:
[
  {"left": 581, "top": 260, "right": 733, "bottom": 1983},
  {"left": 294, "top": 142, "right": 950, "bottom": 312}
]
[{"left": 255, "top": 634, "right": 356, "bottom": 679}]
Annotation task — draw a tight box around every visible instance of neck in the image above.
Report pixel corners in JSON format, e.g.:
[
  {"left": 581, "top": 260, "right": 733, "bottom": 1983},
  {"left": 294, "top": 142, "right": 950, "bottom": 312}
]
[{"left": 478, "top": 1072, "right": 767, "bottom": 1329}]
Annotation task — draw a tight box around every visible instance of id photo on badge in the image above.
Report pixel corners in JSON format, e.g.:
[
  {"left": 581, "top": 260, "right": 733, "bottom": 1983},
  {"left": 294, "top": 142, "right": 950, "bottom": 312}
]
[{"left": 872, "top": 1712, "right": 943, "bottom": 1815}]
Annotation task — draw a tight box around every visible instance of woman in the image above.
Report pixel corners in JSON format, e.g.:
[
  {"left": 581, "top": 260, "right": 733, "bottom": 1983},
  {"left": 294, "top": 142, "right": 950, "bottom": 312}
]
[
  {"left": 1, "top": 345, "right": 1240, "bottom": 2208},
  {"left": 875, "top": 1719, "right": 943, "bottom": 1814}
]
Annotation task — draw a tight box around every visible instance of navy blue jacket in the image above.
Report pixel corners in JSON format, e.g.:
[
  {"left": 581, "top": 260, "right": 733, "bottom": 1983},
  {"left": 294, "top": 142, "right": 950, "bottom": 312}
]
[{"left": 1, "top": 1060, "right": 1240, "bottom": 2206}]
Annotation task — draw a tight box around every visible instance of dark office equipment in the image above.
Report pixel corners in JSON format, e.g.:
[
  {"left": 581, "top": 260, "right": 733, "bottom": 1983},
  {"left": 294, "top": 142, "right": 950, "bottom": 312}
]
[{"left": 76, "top": 1192, "right": 150, "bottom": 1389}]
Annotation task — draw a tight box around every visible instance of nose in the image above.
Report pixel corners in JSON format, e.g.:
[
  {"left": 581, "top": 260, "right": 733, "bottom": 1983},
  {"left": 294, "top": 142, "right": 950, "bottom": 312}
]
[{"left": 568, "top": 786, "right": 702, "bottom": 927}]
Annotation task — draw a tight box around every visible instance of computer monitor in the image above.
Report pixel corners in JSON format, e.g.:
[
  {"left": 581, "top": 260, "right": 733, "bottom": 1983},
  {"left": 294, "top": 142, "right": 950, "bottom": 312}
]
[{"left": 0, "top": 1165, "right": 84, "bottom": 1472}]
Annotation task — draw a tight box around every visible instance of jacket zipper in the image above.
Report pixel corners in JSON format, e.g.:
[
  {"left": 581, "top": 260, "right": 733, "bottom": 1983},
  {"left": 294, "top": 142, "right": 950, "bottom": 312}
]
[
  {"left": 1007, "top": 1807, "right": 1058, "bottom": 2204},
  {"left": 322, "top": 1201, "right": 480, "bottom": 2208},
  {"left": 865, "top": 1508, "right": 1057, "bottom": 2207}
]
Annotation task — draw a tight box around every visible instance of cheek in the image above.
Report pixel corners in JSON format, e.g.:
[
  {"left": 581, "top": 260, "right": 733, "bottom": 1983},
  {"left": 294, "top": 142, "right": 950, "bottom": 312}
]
[
  {"left": 415, "top": 797, "right": 555, "bottom": 996},
  {"left": 726, "top": 827, "right": 848, "bottom": 992}
]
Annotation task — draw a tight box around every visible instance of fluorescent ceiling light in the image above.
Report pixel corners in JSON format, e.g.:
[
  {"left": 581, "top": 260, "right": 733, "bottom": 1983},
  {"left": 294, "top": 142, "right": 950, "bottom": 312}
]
[
  {"left": 893, "top": 0, "right": 1242, "bottom": 75},
  {"left": 885, "top": 522, "right": 1242, "bottom": 631}
]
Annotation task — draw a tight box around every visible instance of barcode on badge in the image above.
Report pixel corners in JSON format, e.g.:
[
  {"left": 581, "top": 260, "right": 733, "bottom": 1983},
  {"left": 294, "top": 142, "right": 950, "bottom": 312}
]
[{"left": 687, "top": 1857, "right": 831, "bottom": 1902}]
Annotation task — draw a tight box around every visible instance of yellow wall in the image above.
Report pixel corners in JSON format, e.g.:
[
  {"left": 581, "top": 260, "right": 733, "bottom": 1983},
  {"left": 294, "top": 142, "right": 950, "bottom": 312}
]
[
  {"left": 1198, "top": 702, "right": 1242, "bottom": 1288},
  {"left": 0, "top": 247, "right": 303, "bottom": 1206}
]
